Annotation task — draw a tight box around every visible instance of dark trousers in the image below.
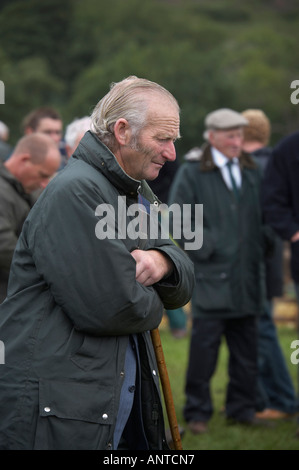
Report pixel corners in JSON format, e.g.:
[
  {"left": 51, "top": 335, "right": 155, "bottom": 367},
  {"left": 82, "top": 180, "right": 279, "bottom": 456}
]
[
  {"left": 184, "top": 316, "right": 257, "bottom": 423},
  {"left": 256, "top": 301, "right": 296, "bottom": 413}
]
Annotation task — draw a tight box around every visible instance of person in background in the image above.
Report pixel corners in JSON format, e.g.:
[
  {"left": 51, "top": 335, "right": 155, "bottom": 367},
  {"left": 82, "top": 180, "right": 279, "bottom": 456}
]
[
  {"left": 0, "top": 120, "right": 12, "bottom": 161},
  {"left": 22, "top": 106, "right": 63, "bottom": 145},
  {"left": 169, "top": 108, "right": 269, "bottom": 434},
  {"left": 21, "top": 106, "right": 66, "bottom": 168},
  {"left": 262, "top": 128, "right": 299, "bottom": 430},
  {"left": 147, "top": 159, "right": 188, "bottom": 339},
  {"left": 0, "top": 133, "right": 61, "bottom": 302},
  {"left": 0, "top": 76, "right": 194, "bottom": 450},
  {"left": 64, "top": 116, "right": 91, "bottom": 158},
  {"left": 241, "top": 109, "right": 297, "bottom": 420}
]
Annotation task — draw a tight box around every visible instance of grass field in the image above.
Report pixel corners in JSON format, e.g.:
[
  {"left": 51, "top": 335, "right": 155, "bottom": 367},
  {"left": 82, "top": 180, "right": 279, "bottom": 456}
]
[{"left": 159, "top": 318, "right": 299, "bottom": 450}]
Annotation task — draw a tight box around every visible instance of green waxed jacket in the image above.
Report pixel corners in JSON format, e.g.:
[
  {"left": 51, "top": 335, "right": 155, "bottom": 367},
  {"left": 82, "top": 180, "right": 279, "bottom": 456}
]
[
  {"left": 0, "top": 131, "right": 194, "bottom": 450},
  {"left": 169, "top": 143, "right": 266, "bottom": 320}
]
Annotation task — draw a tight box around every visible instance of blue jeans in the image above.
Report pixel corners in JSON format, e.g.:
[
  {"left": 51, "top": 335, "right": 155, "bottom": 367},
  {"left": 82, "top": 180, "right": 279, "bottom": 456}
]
[{"left": 256, "top": 300, "right": 297, "bottom": 414}]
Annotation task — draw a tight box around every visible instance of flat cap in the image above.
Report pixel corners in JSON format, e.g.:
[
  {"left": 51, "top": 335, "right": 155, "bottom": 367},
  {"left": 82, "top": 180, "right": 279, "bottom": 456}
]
[{"left": 205, "top": 108, "right": 248, "bottom": 130}]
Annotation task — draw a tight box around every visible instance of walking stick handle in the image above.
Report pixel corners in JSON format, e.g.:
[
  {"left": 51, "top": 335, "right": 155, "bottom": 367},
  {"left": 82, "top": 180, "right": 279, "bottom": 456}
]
[{"left": 150, "top": 328, "right": 183, "bottom": 450}]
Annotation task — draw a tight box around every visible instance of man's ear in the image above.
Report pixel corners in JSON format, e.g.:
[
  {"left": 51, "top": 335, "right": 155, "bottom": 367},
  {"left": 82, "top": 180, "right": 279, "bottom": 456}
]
[
  {"left": 113, "top": 119, "right": 131, "bottom": 146},
  {"left": 24, "top": 127, "right": 34, "bottom": 136},
  {"left": 18, "top": 153, "right": 32, "bottom": 166}
]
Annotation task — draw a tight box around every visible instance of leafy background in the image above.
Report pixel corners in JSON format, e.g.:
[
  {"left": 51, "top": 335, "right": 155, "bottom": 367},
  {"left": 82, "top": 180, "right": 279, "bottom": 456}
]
[{"left": 1, "top": 0, "right": 299, "bottom": 158}]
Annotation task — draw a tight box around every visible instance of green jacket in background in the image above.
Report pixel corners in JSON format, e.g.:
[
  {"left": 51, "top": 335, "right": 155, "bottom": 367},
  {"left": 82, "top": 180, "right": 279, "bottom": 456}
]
[
  {"left": 168, "top": 143, "right": 266, "bottom": 320},
  {"left": 0, "top": 162, "right": 34, "bottom": 302},
  {"left": 0, "top": 131, "right": 194, "bottom": 450}
]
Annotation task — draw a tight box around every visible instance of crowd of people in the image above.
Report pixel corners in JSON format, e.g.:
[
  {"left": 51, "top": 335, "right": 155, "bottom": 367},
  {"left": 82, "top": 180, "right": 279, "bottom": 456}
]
[{"left": 0, "top": 75, "right": 298, "bottom": 450}]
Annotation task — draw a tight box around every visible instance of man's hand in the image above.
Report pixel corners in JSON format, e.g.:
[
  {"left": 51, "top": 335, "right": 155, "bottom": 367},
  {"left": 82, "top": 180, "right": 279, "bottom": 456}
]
[{"left": 131, "top": 249, "right": 174, "bottom": 287}]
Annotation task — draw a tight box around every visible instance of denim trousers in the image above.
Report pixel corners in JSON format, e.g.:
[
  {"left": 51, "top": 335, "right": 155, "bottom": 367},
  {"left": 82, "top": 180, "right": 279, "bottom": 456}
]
[{"left": 256, "top": 300, "right": 297, "bottom": 414}]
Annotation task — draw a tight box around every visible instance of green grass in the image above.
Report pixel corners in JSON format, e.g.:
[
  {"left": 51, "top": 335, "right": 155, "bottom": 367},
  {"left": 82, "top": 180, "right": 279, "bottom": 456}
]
[{"left": 159, "top": 323, "right": 299, "bottom": 450}]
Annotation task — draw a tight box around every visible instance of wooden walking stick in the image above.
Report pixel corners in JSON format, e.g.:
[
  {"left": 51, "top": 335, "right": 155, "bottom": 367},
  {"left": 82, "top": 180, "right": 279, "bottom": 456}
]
[{"left": 150, "top": 328, "right": 183, "bottom": 450}]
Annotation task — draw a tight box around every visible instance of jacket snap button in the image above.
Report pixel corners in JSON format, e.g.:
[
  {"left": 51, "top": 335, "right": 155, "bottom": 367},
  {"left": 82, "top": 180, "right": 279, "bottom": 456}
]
[
  {"left": 152, "top": 370, "right": 156, "bottom": 376},
  {"left": 44, "top": 407, "right": 51, "bottom": 413},
  {"left": 102, "top": 413, "right": 108, "bottom": 420}
]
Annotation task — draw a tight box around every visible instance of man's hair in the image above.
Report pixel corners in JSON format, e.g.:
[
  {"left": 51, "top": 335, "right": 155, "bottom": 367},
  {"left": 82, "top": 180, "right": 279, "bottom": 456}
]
[
  {"left": 91, "top": 76, "right": 179, "bottom": 151},
  {"left": 0, "top": 121, "right": 9, "bottom": 141},
  {"left": 64, "top": 116, "right": 91, "bottom": 148},
  {"left": 21, "top": 107, "right": 62, "bottom": 133},
  {"left": 13, "top": 133, "right": 57, "bottom": 164},
  {"left": 241, "top": 109, "right": 271, "bottom": 147}
]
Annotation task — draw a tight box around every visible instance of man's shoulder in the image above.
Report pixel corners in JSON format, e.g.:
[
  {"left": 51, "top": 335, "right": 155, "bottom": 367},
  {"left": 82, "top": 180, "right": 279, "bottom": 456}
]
[
  {"left": 0, "top": 171, "right": 22, "bottom": 203},
  {"left": 274, "top": 131, "right": 299, "bottom": 155},
  {"left": 183, "top": 146, "right": 204, "bottom": 162}
]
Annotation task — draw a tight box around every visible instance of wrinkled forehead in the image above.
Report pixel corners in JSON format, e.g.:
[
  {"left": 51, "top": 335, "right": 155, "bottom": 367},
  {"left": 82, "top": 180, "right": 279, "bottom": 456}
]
[{"left": 146, "top": 92, "right": 180, "bottom": 126}]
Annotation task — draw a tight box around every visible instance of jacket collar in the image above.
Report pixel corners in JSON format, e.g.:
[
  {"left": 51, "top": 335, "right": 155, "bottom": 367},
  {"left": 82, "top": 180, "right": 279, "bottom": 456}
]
[
  {"left": 199, "top": 143, "right": 257, "bottom": 172},
  {"left": 0, "top": 161, "right": 32, "bottom": 203},
  {"left": 72, "top": 131, "right": 159, "bottom": 204}
]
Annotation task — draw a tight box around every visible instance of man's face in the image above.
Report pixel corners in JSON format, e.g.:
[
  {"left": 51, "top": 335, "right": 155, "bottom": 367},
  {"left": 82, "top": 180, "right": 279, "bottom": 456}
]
[
  {"left": 35, "top": 118, "right": 63, "bottom": 144},
  {"left": 209, "top": 127, "right": 244, "bottom": 159},
  {"left": 21, "top": 148, "right": 61, "bottom": 193},
  {"left": 120, "top": 96, "right": 180, "bottom": 181}
]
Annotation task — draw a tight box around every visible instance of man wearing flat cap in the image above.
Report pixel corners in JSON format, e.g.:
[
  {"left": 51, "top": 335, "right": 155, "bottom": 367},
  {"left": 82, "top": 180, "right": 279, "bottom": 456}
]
[{"left": 169, "top": 108, "right": 269, "bottom": 434}]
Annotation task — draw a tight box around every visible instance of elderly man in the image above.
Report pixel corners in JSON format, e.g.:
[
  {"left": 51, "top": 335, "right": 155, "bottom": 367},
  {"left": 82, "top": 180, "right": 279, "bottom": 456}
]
[
  {"left": 0, "top": 133, "right": 61, "bottom": 302},
  {"left": 64, "top": 116, "right": 91, "bottom": 158},
  {"left": 169, "top": 108, "right": 267, "bottom": 433},
  {"left": 0, "top": 76, "right": 194, "bottom": 450}
]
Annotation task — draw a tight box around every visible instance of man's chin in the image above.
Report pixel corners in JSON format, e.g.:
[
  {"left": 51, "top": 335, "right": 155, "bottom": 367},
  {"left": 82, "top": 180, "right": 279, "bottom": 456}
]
[{"left": 147, "top": 171, "right": 161, "bottom": 181}]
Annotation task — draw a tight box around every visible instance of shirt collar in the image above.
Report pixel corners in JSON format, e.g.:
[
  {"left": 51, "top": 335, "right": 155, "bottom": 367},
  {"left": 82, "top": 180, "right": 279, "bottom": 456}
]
[{"left": 211, "top": 147, "right": 239, "bottom": 168}]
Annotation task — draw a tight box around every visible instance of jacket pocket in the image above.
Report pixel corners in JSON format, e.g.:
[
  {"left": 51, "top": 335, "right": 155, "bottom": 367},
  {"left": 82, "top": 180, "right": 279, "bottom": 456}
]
[
  {"left": 33, "top": 378, "right": 114, "bottom": 450},
  {"left": 193, "top": 270, "right": 233, "bottom": 312}
]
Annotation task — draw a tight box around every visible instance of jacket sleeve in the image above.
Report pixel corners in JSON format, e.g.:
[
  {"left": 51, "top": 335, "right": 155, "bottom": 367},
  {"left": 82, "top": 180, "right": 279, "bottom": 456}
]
[
  {"left": 29, "top": 181, "right": 165, "bottom": 336},
  {"left": 262, "top": 149, "right": 299, "bottom": 240},
  {"left": 149, "top": 241, "right": 194, "bottom": 310}
]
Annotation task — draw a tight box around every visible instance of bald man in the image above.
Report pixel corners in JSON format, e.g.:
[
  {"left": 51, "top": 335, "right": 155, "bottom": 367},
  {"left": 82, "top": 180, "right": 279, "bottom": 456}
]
[{"left": 0, "top": 133, "right": 61, "bottom": 302}]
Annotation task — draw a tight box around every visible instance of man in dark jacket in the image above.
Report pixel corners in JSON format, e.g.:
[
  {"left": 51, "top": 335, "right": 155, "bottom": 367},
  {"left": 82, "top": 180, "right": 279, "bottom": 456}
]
[
  {"left": 242, "top": 109, "right": 296, "bottom": 420},
  {"left": 169, "top": 108, "right": 266, "bottom": 434},
  {"left": 0, "top": 133, "right": 61, "bottom": 302},
  {"left": 262, "top": 131, "right": 299, "bottom": 300},
  {"left": 0, "top": 76, "right": 194, "bottom": 450},
  {"left": 262, "top": 130, "right": 299, "bottom": 427}
]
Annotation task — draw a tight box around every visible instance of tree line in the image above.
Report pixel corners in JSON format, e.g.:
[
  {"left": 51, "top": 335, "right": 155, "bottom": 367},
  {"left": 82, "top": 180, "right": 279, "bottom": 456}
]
[{"left": 0, "top": 0, "right": 299, "bottom": 157}]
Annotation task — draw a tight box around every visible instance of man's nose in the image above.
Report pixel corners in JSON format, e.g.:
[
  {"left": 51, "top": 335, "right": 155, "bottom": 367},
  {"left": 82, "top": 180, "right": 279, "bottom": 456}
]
[{"left": 163, "top": 141, "right": 176, "bottom": 162}]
